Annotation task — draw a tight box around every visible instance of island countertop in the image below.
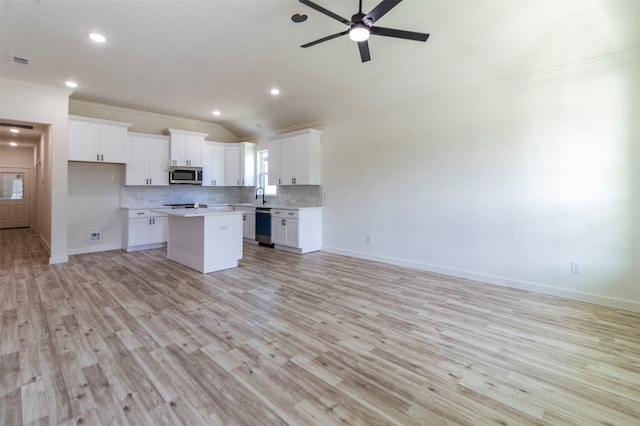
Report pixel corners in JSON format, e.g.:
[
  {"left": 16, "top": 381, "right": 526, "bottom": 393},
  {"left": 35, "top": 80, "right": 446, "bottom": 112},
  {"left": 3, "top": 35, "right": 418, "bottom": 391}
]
[{"left": 150, "top": 207, "right": 244, "bottom": 218}]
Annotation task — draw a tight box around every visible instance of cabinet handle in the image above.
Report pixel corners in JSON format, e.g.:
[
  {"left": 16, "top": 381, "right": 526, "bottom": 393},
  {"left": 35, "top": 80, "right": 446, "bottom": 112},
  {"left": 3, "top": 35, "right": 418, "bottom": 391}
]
[
  {"left": 101, "top": 154, "right": 104, "bottom": 161},
  {"left": 278, "top": 178, "right": 281, "bottom": 185},
  {"left": 288, "top": 212, "right": 294, "bottom": 216},
  {"left": 282, "top": 219, "right": 285, "bottom": 226},
  {"left": 153, "top": 218, "right": 155, "bottom": 225},
  {"left": 150, "top": 178, "right": 152, "bottom": 185},
  {"left": 96, "top": 154, "right": 100, "bottom": 161},
  {"left": 243, "top": 215, "right": 246, "bottom": 221},
  {"left": 237, "top": 180, "right": 239, "bottom": 186}
]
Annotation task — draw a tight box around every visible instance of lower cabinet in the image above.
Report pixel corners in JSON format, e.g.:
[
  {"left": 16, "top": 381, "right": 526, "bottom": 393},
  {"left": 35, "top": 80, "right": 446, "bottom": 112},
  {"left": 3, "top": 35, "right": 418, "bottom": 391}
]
[
  {"left": 123, "top": 209, "right": 168, "bottom": 252},
  {"left": 243, "top": 211, "right": 256, "bottom": 240},
  {"left": 232, "top": 206, "right": 256, "bottom": 241},
  {"left": 271, "top": 208, "right": 321, "bottom": 254}
]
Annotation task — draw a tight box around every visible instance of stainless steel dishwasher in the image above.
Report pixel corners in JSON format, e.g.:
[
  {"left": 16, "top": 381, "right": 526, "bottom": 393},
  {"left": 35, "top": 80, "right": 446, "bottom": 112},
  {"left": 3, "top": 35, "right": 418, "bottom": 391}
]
[{"left": 255, "top": 207, "right": 274, "bottom": 247}]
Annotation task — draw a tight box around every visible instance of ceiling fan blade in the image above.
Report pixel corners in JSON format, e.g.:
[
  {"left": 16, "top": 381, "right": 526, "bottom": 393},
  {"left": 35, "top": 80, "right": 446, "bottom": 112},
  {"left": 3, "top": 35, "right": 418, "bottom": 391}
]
[
  {"left": 364, "top": 0, "right": 402, "bottom": 24},
  {"left": 371, "top": 26, "right": 429, "bottom": 42},
  {"left": 301, "top": 30, "right": 349, "bottom": 48},
  {"left": 358, "top": 40, "right": 371, "bottom": 62},
  {"left": 299, "top": 0, "right": 351, "bottom": 25}
]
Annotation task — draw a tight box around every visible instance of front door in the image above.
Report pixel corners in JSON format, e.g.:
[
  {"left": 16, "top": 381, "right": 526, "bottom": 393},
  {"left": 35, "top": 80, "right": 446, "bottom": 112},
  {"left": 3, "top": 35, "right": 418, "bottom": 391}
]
[{"left": 0, "top": 168, "right": 30, "bottom": 228}]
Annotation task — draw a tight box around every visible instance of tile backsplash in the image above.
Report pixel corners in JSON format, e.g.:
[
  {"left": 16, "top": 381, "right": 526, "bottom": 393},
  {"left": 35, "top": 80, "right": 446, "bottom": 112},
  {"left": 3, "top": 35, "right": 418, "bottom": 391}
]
[
  {"left": 121, "top": 185, "right": 322, "bottom": 208},
  {"left": 239, "top": 185, "right": 322, "bottom": 207}
]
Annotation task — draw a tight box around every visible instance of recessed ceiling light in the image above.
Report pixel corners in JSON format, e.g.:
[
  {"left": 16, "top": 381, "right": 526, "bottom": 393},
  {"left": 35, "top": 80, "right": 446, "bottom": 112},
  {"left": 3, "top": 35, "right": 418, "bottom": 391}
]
[
  {"left": 65, "top": 81, "right": 78, "bottom": 88},
  {"left": 212, "top": 110, "right": 221, "bottom": 116},
  {"left": 9, "top": 128, "right": 20, "bottom": 134},
  {"left": 9, "top": 142, "right": 17, "bottom": 147},
  {"left": 89, "top": 33, "right": 106, "bottom": 43},
  {"left": 270, "top": 88, "right": 280, "bottom": 95}
]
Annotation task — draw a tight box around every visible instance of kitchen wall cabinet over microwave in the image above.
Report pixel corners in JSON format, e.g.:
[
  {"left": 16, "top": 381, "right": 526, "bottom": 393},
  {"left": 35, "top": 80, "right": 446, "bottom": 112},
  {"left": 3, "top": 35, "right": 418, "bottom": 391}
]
[{"left": 163, "top": 128, "right": 208, "bottom": 168}]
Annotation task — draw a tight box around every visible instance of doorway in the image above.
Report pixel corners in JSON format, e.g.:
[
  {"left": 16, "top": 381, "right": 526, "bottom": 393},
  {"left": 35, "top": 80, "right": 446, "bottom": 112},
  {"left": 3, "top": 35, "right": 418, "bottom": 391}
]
[{"left": 0, "top": 168, "right": 30, "bottom": 228}]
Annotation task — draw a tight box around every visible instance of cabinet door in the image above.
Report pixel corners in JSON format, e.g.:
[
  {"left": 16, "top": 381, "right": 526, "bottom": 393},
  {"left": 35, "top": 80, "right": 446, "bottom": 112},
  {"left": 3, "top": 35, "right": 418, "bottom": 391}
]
[
  {"left": 203, "top": 143, "right": 225, "bottom": 186},
  {"left": 272, "top": 216, "right": 286, "bottom": 245},
  {"left": 284, "top": 218, "right": 299, "bottom": 247},
  {"left": 170, "top": 133, "right": 187, "bottom": 166},
  {"left": 128, "top": 218, "right": 150, "bottom": 246},
  {"left": 125, "top": 135, "right": 147, "bottom": 185},
  {"left": 225, "top": 145, "right": 241, "bottom": 186},
  {"left": 245, "top": 213, "right": 256, "bottom": 240},
  {"left": 186, "top": 136, "right": 203, "bottom": 167},
  {"left": 212, "top": 144, "right": 226, "bottom": 186},
  {"left": 69, "top": 119, "right": 100, "bottom": 161},
  {"left": 202, "top": 143, "right": 215, "bottom": 187},
  {"left": 148, "top": 216, "right": 168, "bottom": 244},
  {"left": 147, "top": 138, "right": 169, "bottom": 185},
  {"left": 281, "top": 137, "right": 298, "bottom": 185},
  {"left": 268, "top": 140, "right": 283, "bottom": 186},
  {"left": 99, "top": 125, "right": 127, "bottom": 163}
]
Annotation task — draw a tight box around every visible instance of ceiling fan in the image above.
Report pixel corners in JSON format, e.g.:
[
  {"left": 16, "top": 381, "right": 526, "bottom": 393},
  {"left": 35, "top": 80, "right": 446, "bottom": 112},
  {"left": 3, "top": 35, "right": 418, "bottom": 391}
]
[{"left": 299, "top": 0, "right": 429, "bottom": 63}]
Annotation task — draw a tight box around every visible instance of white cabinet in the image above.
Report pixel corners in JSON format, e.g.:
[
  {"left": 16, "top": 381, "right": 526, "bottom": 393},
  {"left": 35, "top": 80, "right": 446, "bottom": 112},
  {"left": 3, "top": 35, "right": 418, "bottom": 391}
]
[
  {"left": 202, "top": 142, "right": 226, "bottom": 186},
  {"left": 241, "top": 207, "right": 256, "bottom": 240},
  {"left": 225, "top": 142, "right": 256, "bottom": 187},
  {"left": 268, "top": 129, "right": 321, "bottom": 185},
  {"left": 69, "top": 115, "right": 131, "bottom": 163},
  {"left": 122, "top": 209, "right": 168, "bottom": 252},
  {"left": 126, "top": 132, "right": 170, "bottom": 186},
  {"left": 163, "top": 128, "right": 207, "bottom": 167},
  {"left": 271, "top": 208, "right": 322, "bottom": 254}
]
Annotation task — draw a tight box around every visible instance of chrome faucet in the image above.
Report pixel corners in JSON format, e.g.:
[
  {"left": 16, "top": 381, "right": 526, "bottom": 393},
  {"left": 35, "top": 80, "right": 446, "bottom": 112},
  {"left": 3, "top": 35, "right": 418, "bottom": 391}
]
[{"left": 256, "top": 187, "right": 266, "bottom": 204}]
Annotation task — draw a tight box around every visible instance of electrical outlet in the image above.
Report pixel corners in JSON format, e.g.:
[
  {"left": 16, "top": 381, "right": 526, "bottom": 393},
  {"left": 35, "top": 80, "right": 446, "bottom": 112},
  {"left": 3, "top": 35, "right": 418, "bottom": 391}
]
[
  {"left": 571, "top": 261, "right": 581, "bottom": 274},
  {"left": 90, "top": 232, "right": 102, "bottom": 242},
  {"left": 365, "top": 235, "right": 371, "bottom": 244}
]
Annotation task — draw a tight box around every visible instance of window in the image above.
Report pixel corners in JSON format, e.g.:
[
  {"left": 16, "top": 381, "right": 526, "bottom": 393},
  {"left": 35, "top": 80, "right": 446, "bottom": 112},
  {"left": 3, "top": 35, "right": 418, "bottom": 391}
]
[
  {"left": 0, "top": 173, "right": 24, "bottom": 200},
  {"left": 257, "top": 149, "right": 277, "bottom": 195}
]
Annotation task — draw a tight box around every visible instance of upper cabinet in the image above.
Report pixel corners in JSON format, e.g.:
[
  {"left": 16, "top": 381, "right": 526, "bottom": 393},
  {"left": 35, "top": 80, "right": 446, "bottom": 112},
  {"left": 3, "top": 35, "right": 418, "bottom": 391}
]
[
  {"left": 68, "top": 115, "right": 132, "bottom": 163},
  {"left": 163, "top": 128, "right": 208, "bottom": 167},
  {"left": 268, "top": 129, "right": 321, "bottom": 185},
  {"left": 202, "top": 141, "right": 226, "bottom": 187},
  {"left": 225, "top": 142, "right": 256, "bottom": 187},
  {"left": 125, "top": 132, "right": 170, "bottom": 186}
]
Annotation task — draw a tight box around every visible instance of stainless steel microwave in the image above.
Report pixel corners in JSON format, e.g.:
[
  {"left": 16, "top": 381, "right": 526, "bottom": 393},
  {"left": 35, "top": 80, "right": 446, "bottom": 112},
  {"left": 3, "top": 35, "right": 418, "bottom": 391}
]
[{"left": 169, "top": 167, "right": 203, "bottom": 185}]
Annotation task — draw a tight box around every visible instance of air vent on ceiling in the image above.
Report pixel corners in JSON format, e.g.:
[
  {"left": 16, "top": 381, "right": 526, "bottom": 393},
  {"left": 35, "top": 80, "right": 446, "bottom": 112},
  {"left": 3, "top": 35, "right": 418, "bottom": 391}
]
[
  {"left": 10, "top": 54, "right": 30, "bottom": 65},
  {"left": 0, "top": 123, "right": 34, "bottom": 130}
]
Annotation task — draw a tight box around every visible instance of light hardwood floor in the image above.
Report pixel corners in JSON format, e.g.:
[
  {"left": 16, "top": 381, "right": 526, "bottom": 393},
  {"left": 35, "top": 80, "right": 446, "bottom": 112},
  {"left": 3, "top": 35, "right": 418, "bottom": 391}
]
[{"left": 1, "top": 228, "right": 639, "bottom": 425}]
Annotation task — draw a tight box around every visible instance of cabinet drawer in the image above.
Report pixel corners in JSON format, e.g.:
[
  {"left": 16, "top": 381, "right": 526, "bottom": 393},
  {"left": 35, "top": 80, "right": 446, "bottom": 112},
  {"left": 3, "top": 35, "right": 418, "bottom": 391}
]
[
  {"left": 128, "top": 209, "right": 167, "bottom": 219},
  {"left": 272, "top": 209, "right": 298, "bottom": 219}
]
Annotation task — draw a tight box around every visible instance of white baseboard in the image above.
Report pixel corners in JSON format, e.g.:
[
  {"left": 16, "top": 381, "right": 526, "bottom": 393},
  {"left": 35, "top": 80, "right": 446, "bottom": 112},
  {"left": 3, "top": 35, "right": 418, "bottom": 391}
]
[
  {"left": 49, "top": 255, "right": 69, "bottom": 264},
  {"left": 67, "top": 243, "right": 123, "bottom": 256},
  {"left": 321, "top": 246, "right": 640, "bottom": 313}
]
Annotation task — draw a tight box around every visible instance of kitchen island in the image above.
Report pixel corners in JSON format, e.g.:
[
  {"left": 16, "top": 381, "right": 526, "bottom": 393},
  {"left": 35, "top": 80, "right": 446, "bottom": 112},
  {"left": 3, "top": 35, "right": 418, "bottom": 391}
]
[{"left": 151, "top": 207, "right": 244, "bottom": 273}]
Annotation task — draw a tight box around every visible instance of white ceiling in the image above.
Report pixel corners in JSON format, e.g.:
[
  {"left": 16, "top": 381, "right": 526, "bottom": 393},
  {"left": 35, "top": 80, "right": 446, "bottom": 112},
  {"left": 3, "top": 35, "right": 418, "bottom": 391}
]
[{"left": 1, "top": 1, "right": 638, "bottom": 140}]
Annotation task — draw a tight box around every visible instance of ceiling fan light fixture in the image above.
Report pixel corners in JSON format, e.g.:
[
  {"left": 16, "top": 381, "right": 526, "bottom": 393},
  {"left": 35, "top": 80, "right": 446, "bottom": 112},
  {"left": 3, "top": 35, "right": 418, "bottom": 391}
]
[{"left": 349, "top": 24, "right": 370, "bottom": 42}]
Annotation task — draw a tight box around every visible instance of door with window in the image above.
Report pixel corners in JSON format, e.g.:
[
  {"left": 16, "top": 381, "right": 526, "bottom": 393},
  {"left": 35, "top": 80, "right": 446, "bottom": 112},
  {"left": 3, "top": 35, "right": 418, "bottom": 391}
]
[{"left": 0, "top": 168, "right": 30, "bottom": 228}]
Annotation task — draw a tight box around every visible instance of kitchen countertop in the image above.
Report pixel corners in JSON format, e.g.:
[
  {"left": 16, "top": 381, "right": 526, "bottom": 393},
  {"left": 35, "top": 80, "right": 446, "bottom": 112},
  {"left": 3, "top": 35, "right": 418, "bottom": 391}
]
[
  {"left": 121, "top": 204, "right": 322, "bottom": 211},
  {"left": 150, "top": 207, "right": 244, "bottom": 218}
]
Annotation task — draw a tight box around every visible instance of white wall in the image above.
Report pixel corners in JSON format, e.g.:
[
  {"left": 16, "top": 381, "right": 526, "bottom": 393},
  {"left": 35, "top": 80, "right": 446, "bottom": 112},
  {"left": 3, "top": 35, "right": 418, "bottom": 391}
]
[
  {"left": 320, "top": 52, "right": 640, "bottom": 312},
  {"left": 0, "top": 78, "right": 72, "bottom": 263},
  {"left": 0, "top": 146, "right": 34, "bottom": 167},
  {"left": 68, "top": 162, "right": 124, "bottom": 254}
]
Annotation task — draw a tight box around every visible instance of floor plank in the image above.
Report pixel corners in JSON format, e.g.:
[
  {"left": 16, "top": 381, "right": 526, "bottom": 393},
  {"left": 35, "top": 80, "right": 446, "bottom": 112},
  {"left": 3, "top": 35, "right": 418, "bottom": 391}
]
[{"left": 1, "top": 228, "right": 639, "bottom": 425}]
